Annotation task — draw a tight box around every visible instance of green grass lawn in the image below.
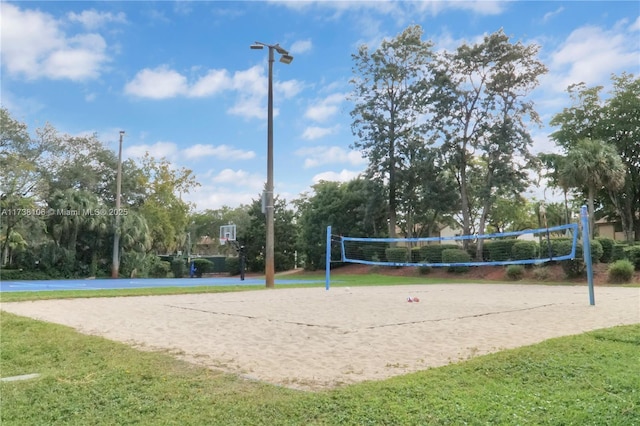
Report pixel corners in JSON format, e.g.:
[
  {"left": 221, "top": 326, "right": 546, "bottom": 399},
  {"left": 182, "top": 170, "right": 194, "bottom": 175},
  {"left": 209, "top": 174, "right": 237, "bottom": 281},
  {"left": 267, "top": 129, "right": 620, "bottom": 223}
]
[
  {"left": 1, "top": 274, "right": 639, "bottom": 425},
  {"left": 1, "top": 311, "right": 638, "bottom": 425}
]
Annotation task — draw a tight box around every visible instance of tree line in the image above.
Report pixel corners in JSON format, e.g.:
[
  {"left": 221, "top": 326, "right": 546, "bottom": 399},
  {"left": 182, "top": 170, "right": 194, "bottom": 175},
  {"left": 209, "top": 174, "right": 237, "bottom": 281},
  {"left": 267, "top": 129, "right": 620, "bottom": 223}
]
[{"left": 1, "top": 25, "right": 638, "bottom": 277}]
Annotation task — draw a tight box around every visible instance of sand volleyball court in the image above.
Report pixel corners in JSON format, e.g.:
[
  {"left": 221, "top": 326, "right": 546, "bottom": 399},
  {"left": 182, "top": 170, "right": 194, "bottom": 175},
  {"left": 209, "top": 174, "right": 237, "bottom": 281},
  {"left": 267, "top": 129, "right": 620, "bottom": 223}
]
[{"left": 2, "top": 284, "right": 638, "bottom": 390}]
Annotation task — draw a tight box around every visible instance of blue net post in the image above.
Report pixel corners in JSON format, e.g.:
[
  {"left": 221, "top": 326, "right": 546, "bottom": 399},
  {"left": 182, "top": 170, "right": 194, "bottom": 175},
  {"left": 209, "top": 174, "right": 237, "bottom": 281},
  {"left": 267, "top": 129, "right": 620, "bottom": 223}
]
[
  {"left": 325, "top": 225, "right": 331, "bottom": 291},
  {"left": 581, "top": 206, "right": 595, "bottom": 306}
]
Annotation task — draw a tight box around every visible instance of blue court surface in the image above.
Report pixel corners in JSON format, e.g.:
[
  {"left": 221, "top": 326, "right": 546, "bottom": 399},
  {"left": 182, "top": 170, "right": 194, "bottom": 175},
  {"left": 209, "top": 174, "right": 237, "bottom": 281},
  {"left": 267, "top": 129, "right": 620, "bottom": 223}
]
[{"left": 0, "top": 277, "right": 323, "bottom": 293}]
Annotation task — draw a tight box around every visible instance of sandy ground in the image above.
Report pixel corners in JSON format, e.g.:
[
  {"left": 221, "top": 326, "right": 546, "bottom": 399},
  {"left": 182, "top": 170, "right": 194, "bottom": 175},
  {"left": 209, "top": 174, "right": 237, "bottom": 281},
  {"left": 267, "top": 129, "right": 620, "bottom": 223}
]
[{"left": 2, "top": 284, "right": 639, "bottom": 390}]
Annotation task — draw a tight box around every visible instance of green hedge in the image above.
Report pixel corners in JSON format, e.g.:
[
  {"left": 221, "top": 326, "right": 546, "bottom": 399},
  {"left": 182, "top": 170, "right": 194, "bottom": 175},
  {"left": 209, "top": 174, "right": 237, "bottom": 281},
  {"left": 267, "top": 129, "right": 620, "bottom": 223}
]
[
  {"left": 419, "top": 244, "right": 460, "bottom": 263},
  {"left": 0, "top": 269, "right": 54, "bottom": 281},
  {"left": 410, "top": 247, "right": 422, "bottom": 263},
  {"left": 596, "top": 238, "right": 615, "bottom": 263},
  {"left": 623, "top": 246, "right": 640, "bottom": 270},
  {"left": 484, "top": 239, "right": 519, "bottom": 261},
  {"left": 441, "top": 248, "right": 471, "bottom": 273},
  {"left": 554, "top": 240, "right": 603, "bottom": 279},
  {"left": 171, "top": 259, "right": 187, "bottom": 278},
  {"left": 226, "top": 257, "right": 240, "bottom": 276},
  {"left": 512, "top": 241, "right": 538, "bottom": 261},
  {"left": 362, "top": 243, "right": 388, "bottom": 262},
  {"left": 611, "top": 244, "right": 628, "bottom": 262},
  {"left": 385, "top": 247, "right": 408, "bottom": 264},
  {"left": 540, "top": 238, "right": 573, "bottom": 257},
  {"left": 192, "top": 258, "right": 215, "bottom": 277},
  {"left": 149, "top": 261, "right": 171, "bottom": 278}
]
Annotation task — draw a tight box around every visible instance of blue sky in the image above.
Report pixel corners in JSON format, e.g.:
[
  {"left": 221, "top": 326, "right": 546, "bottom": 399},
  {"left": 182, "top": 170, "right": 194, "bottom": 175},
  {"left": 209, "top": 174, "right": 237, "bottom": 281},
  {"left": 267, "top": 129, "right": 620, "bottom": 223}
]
[{"left": 2, "top": 1, "right": 639, "bottom": 211}]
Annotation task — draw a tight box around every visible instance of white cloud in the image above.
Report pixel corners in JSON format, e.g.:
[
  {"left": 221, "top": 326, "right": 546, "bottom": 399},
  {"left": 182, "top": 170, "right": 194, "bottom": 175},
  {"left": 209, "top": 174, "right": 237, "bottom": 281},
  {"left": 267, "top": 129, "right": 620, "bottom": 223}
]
[
  {"left": 183, "top": 144, "right": 255, "bottom": 160},
  {"left": 124, "top": 141, "right": 178, "bottom": 159},
  {"left": 124, "top": 64, "right": 301, "bottom": 119},
  {"left": 67, "top": 9, "right": 127, "bottom": 29},
  {"left": 312, "top": 169, "right": 362, "bottom": 183},
  {"left": 542, "top": 6, "right": 564, "bottom": 23},
  {"left": 530, "top": 131, "right": 559, "bottom": 155},
  {"left": 272, "top": 0, "right": 506, "bottom": 20},
  {"left": 289, "top": 39, "right": 312, "bottom": 54},
  {"left": 181, "top": 166, "right": 265, "bottom": 210},
  {"left": 188, "top": 69, "right": 231, "bottom": 97},
  {"left": 44, "top": 34, "right": 108, "bottom": 80},
  {"left": 545, "top": 24, "right": 640, "bottom": 93},
  {"left": 185, "top": 182, "right": 258, "bottom": 210},
  {"left": 297, "top": 146, "right": 366, "bottom": 168},
  {"left": 304, "top": 92, "right": 346, "bottom": 122},
  {"left": 1, "top": 3, "right": 110, "bottom": 81},
  {"left": 226, "top": 66, "right": 301, "bottom": 119},
  {"left": 275, "top": 79, "right": 304, "bottom": 99},
  {"left": 631, "top": 16, "right": 640, "bottom": 32},
  {"left": 124, "top": 66, "right": 188, "bottom": 99},
  {"left": 212, "top": 169, "right": 264, "bottom": 191},
  {"left": 301, "top": 125, "right": 340, "bottom": 140}
]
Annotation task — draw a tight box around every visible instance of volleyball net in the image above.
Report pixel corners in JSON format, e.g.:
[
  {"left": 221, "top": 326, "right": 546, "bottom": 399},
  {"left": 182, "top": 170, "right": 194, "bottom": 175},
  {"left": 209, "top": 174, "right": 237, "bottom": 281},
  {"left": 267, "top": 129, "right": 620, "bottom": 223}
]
[
  {"left": 324, "top": 206, "right": 595, "bottom": 305},
  {"left": 336, "top": 223, "right": 578, "bottom": 268}
]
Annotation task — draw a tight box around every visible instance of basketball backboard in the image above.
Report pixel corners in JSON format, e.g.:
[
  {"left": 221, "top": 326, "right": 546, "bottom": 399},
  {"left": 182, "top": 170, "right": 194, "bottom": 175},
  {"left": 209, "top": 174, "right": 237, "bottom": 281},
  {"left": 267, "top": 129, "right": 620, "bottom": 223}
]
[{"left": 219, "top": 224, "right": 237, "bottom": 245}]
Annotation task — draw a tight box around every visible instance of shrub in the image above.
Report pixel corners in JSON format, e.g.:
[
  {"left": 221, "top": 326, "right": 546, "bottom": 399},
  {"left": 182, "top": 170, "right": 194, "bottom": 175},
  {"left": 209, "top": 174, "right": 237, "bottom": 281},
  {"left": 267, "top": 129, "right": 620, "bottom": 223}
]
[
  {"left": 149, "top": 261, "right": 171, "bottom": 278},
  {"left": 484, "top": 239, "right": 518, "bottom": 261},
  {"left": 532, "top": 266, "right": 550, "bottom": 281},
  {"left": 588, "top": 239, "right": 604, "bottom": 264},
  {"left": 464, "top": 243, "right": 491, "bottom": 261},
  {"left": 419, "top": 244, "right": 459, "bottom": 263},
  {"left": 611, "top": 244, "right": 628, "bottom": 262},
  {"left": 596, "top": 238, "right": 615, "bottom": 263},
  {"left": 362, "top": 243, "right": 388, "bottom": 262},
  {"left": 120, "top": 252, "right": 144, "bottom": 278},
  {"left": 607, "top": 259, "right": 635, "bottom": 284},
  {"left": 540, "top": 238, "right": 575, "bottom": 259},
  {"left": 561, "top": 243, "right": 584, "bottom": 279},
  {"left": 410, "top": 247, "right": 422, "bottom": 263},
  {"left": 206, "top": 256, "right": 227, "bottom": 273},
  {"left": 624, "top": 246, "right": 640, "bottom": 270},
  {"left": 505, "top": 265, "right": 525, "bottom": 280},
  {"left": 343, "top": 246, "right": 362, "bottom": 263},
  {"left": 512, "top": 241, "right": 538, "bottom": 261},
  {"left": 385, "top": 247, "right": 408, "bottom": 264},
  {"left": 441, "top": 248, "right": 471, "bottom": 273},
  {"left": 192, "top": 258, "right": 215, "bottom": 277},
  {"left": 275, "top": 251, "right": 295, "bottom": 272},
  {"left": 418, "top": 265, "right": 432, "bottom": 275},
  {"left": 0, "top": 269, "right": 53, "bottom": 281},
  {"left": 226, "top": 257, "right": 240, "bottom": 276},
  {"left": 552, "top": 239, "right": 574, "bottom": 257},
  {"left": 171, "top": 258, "right": 187, "bottom": 278}
]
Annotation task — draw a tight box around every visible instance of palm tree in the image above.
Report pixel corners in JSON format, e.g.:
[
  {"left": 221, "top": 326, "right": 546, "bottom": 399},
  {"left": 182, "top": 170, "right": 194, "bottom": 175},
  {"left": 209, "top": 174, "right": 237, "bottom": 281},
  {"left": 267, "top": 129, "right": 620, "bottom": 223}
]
[
  {"left": 119, "top": 211, "right": 152, "bottom": 253},
  {"left": 559, "top": 138, "right": 626, "bottom": 237},
  {"left": 47, "top": 189, "right": 97, "bottom": 251}
]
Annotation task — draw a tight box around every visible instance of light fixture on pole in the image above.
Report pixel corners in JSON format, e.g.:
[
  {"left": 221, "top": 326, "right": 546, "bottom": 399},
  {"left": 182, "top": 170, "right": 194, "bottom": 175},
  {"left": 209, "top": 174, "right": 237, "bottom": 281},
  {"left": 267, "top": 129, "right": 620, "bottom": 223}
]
[
  {"left": 111, "top": 130, "right": 125, "bottom": 278},
  {"left": 250, "top": 41, "right": 293, "bottom": 289}
]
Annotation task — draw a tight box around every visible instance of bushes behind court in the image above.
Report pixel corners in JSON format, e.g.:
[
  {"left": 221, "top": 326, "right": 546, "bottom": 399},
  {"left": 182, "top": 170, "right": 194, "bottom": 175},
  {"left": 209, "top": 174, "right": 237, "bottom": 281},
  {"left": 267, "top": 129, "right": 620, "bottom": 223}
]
[
  {"left": 607, "top": 259, "right": 635, "bottom": 283},
  {"left": 441, "top": 249, "right": 471, "bottom": 273},
  {"left": 419, "top": 244, "right": 460, "bottom": 263},
  {"left": 385, "top": 247, "right": 409, "bottom": 264}
]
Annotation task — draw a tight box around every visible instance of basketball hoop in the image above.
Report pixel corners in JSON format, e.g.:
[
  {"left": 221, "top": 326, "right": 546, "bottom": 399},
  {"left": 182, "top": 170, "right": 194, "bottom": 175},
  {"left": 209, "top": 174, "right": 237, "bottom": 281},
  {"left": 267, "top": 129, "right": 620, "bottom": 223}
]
[{"left": 219, "top": 224, "right": 236, "bottom": 247}]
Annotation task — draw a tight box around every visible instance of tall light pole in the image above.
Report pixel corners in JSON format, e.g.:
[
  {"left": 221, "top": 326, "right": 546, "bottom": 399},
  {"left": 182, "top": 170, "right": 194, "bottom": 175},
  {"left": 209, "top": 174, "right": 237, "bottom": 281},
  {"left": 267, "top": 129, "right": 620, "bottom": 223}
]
[
  {"left": 250, "top": 41, "right": 293, "bottom": 289},
  {"left": 111, "top": 130, "right": 125, "bottom": 278}
]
